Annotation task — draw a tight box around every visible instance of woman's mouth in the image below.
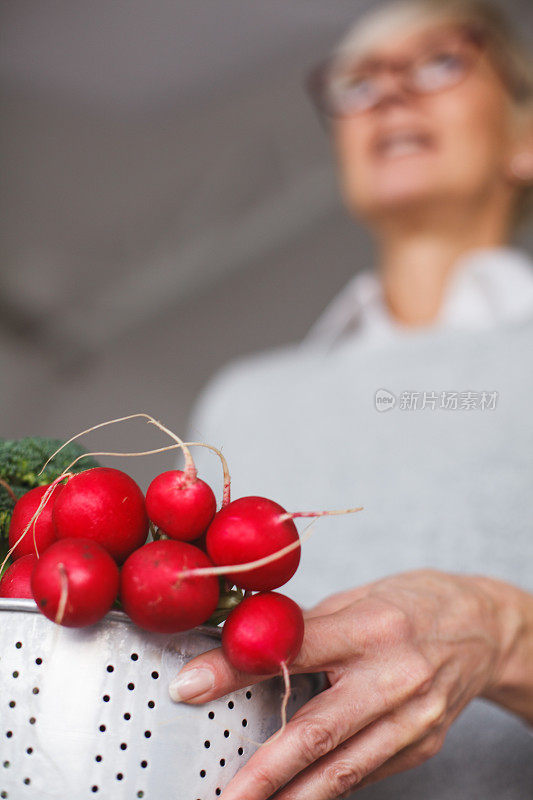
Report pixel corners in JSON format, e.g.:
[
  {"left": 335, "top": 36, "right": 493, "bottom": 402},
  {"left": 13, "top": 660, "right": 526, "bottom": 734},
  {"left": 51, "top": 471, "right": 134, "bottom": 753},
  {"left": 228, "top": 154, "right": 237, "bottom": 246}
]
[{"left": 373, "top": 130, "right": 434, "bottom": 159}]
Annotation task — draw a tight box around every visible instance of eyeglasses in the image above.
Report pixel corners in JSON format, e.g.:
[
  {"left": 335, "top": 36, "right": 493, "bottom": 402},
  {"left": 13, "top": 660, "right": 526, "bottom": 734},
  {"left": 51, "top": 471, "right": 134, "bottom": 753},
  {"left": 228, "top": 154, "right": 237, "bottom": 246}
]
[{"left": 307, "top": 27, "right": 487, "bottom": 119}]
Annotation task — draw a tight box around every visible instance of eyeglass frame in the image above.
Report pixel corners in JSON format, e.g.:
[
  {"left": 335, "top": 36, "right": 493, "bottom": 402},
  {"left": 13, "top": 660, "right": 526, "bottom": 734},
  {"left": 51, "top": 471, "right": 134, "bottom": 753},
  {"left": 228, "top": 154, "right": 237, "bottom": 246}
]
[{"left": 305, "top": 23, "right": 526, "bottom": 124}]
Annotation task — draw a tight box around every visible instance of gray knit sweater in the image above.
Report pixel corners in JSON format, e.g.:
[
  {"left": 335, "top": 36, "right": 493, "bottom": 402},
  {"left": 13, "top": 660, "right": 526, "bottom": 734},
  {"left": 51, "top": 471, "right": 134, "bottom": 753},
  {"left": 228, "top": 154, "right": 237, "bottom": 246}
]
[{"left": 189, "top": 249, "right": 533, "bottom": 799}]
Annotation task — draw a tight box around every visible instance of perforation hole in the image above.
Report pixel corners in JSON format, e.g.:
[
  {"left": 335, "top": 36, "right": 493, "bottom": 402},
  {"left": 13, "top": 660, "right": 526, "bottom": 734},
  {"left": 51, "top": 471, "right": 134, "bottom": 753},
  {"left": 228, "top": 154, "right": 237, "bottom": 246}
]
[
  {"left": 227, "top": 701, "right": 234, "bottom": 709},
  {"left": 106, "top": 665, "right": 114, "bottom": 673},
  {"left": 103, "top": 695, "right": 110, "bottom": 703},
  {"left": 26, "top": 749, "right": 32, "bottom": 756},
  {"left": 131, "top": 653, "right": 139, "bottom": 661},
  {"left": 144, "top": 731, "right": 151, "bottom": 739},
  {"left": 28, "top": 718, "right": 36, "bottom": 726},
  {"left": 219, "top": 759, "right": 225, "bottom": 767},
  {"left": 12, "top": 672, "right": 19, "bottom": 679},
  {"left": 140, "top": 761, "right": 148, "bottom": 769},
  {"left": 199, "top": 770, "right": 206, "bottom": 778},
  {"left": 151, "top": 671, "right": 159, "bottom": 679},
  {"left": 241, "top": 719, "right": 248, "bottom": 727},
  {"left": 99, "top": 725, "right": 106, "bottom": 733},
  {"left": 124, "top": 713, "right": 131, "bottom": 721},
  {"left": 137, "top": 792, "right": 144, "bottom": 798},
  {"left": 35, "top": 658, "right": 42, "bottom": 666},
  {"left": 208, "top": 711, "right": 214, "bottom": 720},
  {"left": 91, "top": 787, "right": 98, "bottom": 793},
  {"left": 216, "top": 789, "right": 221, "bottom": 796},
  {"left": 23, "top": 778, "right": 30, "bottom": 785},
  {"left": 2, "top": 762, "right": 9, "bottom": 769},
  {"left": 95, "top": 755, "right": 103, "bottom": 763},
  {"left": 238, "top": 747, "right": 244, "bottom": 756},
  {"left": 8, "top": 702, "right": 15, "bottom": 709},
  {"left": 127, "top": 683, "right": 135, "bottom": 691},
  {"left": 245, "top": 690, "right": 252, "bottom": 699},
  {"left": 204, "top": 740, "right": 210, "bottom": 749},
  {"left": 1, "top": 790, "right": 7, "bottom": 797},
  {"left": 5, "top": 732, "right": 13, "bottom": 739},
  {"left": 15, "top": 642, "right": 22, "bottom": 649},
  {"left": 147, "top": 701, "right": 155, "bottom": 709},
  {"left": 120, "top": 743, "right": 127, "bottom": 751},
  {"left": 32, "top": 687, "right": 39, "bottom": 695},
  {"left": 116, "top": 773, "right": 123, "bottom": 781},
  {"left": 223, "top": 730, "right": 230, "bottom": 738}
]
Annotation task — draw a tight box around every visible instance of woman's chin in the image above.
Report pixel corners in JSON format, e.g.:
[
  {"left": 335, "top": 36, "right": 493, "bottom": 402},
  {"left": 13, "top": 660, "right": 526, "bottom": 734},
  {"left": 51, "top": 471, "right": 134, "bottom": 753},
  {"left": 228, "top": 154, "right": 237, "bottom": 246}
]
[{"left": 354, "top": 184, "right": 446, "bottom": 222}]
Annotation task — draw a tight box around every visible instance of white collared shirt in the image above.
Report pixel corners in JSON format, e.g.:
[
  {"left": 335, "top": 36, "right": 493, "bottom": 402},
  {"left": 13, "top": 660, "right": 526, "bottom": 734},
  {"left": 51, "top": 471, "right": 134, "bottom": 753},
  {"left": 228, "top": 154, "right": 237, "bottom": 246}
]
[{"left": 306, "top": 247, "right": 533, "bottom": 346}]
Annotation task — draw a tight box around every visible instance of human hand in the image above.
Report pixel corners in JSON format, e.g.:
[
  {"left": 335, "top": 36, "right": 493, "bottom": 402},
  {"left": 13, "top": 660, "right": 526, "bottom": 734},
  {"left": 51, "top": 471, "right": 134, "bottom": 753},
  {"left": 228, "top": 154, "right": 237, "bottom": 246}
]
[{"left": 169, "top": 569, "right": 513, "bottom": 799}]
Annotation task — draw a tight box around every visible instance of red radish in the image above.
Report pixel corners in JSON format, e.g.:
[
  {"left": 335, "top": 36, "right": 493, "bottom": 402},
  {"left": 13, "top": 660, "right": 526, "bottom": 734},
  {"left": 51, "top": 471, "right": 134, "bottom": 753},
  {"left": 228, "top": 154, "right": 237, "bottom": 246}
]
[
  {"left": 222, "top": 591, "right": 304, "bottom": 674},
  {"left": 145, "top": 470, "right": 216, "bottom": 542},
  {"left": 8, "top": 484, "right": 64, "bottom": 559},
  {"left": 32, "top": 538, "right": 119, "bottom": 627},
  {"left": 206, "top": 496, "right": 301, "bottom": 591},
  {"left": 53, "top": 467, "right": 149, "bottom": 563},
  {"left": 120, "top": 540, "right": 219, "bottom": 633},
  {"left": 0, "top": 554, "right": 37, "bottom": 598}
]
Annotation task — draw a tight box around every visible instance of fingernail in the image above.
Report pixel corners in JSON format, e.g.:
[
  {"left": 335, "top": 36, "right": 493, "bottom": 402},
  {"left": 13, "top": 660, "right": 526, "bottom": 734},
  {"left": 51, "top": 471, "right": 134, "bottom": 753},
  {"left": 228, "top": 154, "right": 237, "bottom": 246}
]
[{"left": 169, "top": 668, "right": 215, "bottom": 702}]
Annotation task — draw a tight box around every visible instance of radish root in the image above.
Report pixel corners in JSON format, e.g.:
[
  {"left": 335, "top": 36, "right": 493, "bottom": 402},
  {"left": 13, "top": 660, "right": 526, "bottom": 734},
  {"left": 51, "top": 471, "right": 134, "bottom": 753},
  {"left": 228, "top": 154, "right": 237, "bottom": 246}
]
[
  {"left": 172, "top": 521, "right": 317, "bottom": 586},
  {"left": 0, "top": 474, "right": 72, "bottom": 574},
  {"left": 39, "top": 412, "right": 232, "bottom": 508},
  {"left": 279, "top": 661, "right": 291, "bottom": 735},
  {"left": 279, "top": 506, "right": 363, "bottom": 522},
  {"left": 0, "top": 478, "right": 16, "bottom": 502},
  {"left": 251, "top": 662, "right": 292, "bottom": 747},
  {"left": 55, "top": 563, "right": 69, "bottom": 625}
]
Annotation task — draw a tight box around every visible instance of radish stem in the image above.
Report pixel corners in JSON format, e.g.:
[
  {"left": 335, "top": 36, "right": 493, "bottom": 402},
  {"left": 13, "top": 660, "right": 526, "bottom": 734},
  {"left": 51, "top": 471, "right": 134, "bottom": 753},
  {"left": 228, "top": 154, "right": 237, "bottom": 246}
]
[
  {"left": 147, "top": 419, "right": 196, "bottom": 482},
  {"left": 39, "top": 412, "right": 232, "bottom": 508}
]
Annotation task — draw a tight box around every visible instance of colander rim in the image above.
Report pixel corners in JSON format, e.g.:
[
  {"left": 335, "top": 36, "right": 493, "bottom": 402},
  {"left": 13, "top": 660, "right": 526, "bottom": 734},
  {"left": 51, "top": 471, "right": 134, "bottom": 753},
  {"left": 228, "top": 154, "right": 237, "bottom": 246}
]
[{"left": 0, "top": 597, "right": 222, "bottom": 638}]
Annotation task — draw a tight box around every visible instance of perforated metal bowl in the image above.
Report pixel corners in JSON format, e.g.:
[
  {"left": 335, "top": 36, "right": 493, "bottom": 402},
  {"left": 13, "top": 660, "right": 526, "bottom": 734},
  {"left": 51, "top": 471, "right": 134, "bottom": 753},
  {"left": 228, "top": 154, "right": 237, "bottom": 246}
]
[{"left": 0, "top": 598, "right": 320, "bottom": 800}]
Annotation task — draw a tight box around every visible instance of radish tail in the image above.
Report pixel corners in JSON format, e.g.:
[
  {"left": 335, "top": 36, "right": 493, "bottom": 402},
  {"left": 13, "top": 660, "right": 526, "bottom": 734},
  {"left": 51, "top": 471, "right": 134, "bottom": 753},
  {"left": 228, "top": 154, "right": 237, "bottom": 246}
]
[
  {"left": 55, "top": 563, "right": 69, "bottom": 625},
  {"left": 279, "top": 506, "right": 363, "bottom": 522},
  {"left": 0, "top": 474, "right": 72, "bottom": 575},
  {"left": 280, "top": 661, "right": 291, "bottom": 732},
  {"left": 0, "top": 478, "right": 16, "bottom": 502},
  {"left": 172, "top": 520, "right": 317, "bottom": 585},
  {"left": 39, "top": 412, "right": 232, "bottom": 508}
]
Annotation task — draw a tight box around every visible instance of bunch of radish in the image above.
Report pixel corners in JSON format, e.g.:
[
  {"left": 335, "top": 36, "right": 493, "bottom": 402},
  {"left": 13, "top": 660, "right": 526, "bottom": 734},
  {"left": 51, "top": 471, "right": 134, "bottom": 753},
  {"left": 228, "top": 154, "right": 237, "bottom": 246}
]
[{"left": 0, "top": 414, "right": 361, "bottom": 715}]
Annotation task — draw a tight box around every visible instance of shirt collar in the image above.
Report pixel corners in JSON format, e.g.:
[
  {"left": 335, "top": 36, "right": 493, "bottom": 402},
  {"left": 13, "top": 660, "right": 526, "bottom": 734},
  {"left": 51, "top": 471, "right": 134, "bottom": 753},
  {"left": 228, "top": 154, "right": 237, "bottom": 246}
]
[{"left": 305, "top": 247, "right": 533, "bottom": 347}]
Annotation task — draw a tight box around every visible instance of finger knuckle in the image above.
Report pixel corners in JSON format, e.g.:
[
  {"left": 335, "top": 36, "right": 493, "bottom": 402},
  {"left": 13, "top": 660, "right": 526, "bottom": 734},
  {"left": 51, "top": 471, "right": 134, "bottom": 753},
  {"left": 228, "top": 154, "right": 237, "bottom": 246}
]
[
  {"left": 417, "top": 732, "right": 445, "bottom": 761},
  {"left": 386, "top": 656, "right": 433, "bottom": 703},
  {"left": 407, "top": 656, "right": 434, "bottom": 696},
  {"left": 297, "top": 719, "right": 337, "bottom": 762},
  {"left": 248, "top": 764, "right": 280, "bottom": 797},
  {"left": 325, "top": 761, "right": 364, "bottom": 796},
  {"left": 421, "top": 695, "right": 448, "bottom": 730},
  {"left": 377, "top": 602, "right": 412, "bottom": 641}
]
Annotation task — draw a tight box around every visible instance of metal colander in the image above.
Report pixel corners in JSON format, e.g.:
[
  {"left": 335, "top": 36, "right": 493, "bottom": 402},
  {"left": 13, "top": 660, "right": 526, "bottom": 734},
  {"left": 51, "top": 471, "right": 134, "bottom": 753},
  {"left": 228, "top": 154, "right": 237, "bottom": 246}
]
[{"left": 0, "top": 599, "right": 320, "bottom": 800}]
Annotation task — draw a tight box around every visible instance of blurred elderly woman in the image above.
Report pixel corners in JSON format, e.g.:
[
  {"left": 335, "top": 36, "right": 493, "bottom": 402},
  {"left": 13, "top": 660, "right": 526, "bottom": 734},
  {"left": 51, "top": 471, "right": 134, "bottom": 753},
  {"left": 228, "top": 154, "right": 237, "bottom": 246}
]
[{"left": 170, "top": 1, "right": 533, "bottom": 798}]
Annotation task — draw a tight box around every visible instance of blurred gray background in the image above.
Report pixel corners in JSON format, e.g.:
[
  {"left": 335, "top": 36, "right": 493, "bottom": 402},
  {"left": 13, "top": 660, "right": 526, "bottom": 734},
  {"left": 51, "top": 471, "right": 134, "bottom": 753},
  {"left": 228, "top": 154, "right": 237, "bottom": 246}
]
[{"left": 2, "top": 0, "right": 532, "bottom": 487}]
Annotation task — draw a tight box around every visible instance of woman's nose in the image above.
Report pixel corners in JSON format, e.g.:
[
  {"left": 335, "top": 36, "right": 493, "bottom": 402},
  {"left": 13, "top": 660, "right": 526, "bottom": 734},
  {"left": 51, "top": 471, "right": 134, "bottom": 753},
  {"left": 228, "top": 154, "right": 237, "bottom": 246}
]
[{"left": 373, "top": 71, "right": 413, "bottom": 110}]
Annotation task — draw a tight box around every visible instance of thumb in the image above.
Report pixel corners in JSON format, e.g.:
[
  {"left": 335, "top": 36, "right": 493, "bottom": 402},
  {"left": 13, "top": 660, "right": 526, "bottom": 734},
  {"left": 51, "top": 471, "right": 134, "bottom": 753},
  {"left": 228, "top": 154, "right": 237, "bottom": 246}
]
[
  {"left": 169, "top": 611, "right": 356, "bottom": 704},
  {"left": 169, "top": 645, "right": 271, "bottom": 705}
]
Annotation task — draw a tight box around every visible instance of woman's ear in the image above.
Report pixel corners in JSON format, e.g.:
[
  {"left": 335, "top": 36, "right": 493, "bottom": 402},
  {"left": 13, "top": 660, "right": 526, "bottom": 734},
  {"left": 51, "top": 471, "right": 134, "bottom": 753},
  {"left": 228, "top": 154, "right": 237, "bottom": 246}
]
[{"left": 506, "top": 120, "right": 533, "bottom": 184}]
